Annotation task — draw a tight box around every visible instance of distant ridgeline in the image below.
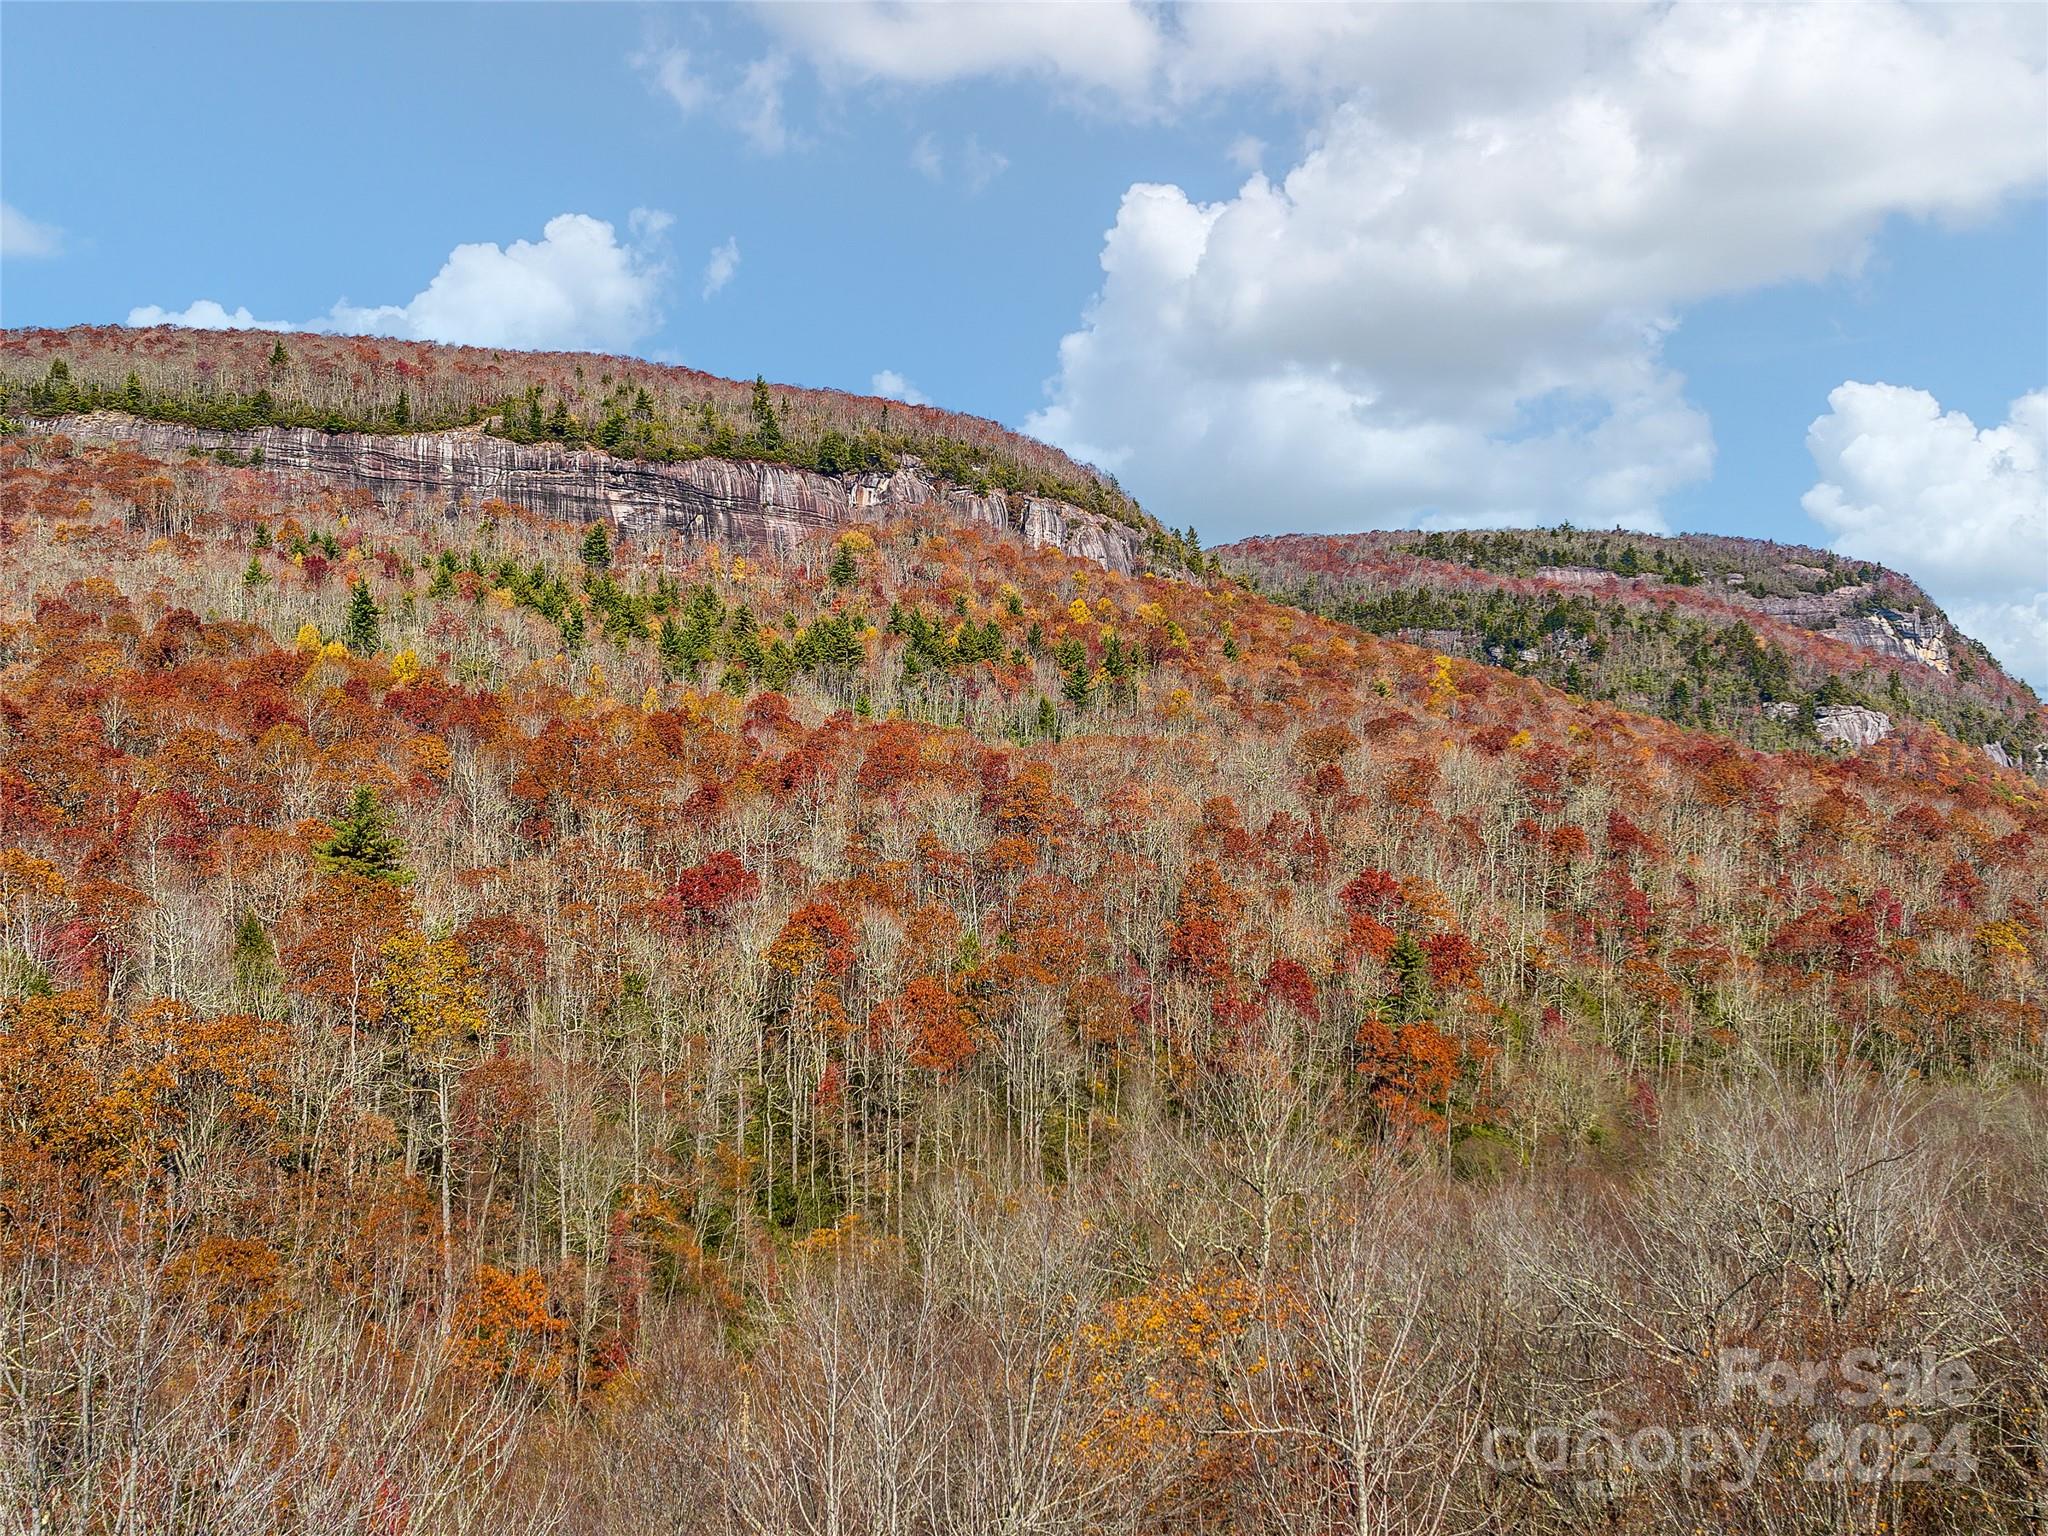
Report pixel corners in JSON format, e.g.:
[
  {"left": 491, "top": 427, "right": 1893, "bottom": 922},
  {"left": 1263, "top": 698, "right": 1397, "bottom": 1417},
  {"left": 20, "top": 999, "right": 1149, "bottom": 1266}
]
[
  {"left": 1223, "top": 527, "right": 2045, "bottom": 770},
  {"left": 0, "top": 326, "right": 1206, "bottom": 573}
]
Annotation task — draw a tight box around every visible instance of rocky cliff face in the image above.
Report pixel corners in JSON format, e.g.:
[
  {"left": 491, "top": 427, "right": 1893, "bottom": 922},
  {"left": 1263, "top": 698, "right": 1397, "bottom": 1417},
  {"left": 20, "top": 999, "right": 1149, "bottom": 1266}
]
[
  {"left": 1815, "top": 705, "right": 1894, "bottom": 751},
  {"left": 1830, "top": 608, "right": 1951, "bottom": 674},
  {"left": 1756, "top": 587, "right": 1952, "bottom": 674},
  {"left": 43, "top": 413, "right": 1150, "bottom": 575}
]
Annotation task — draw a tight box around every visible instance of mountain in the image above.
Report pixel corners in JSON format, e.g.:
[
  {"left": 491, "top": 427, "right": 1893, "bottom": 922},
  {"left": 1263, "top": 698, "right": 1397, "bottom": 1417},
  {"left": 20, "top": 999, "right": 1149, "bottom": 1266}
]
[
  {"left": 1222, "top": 526, "right": 2046, "bottom": 772},
  {"left": 0, "top": 325, "right": 1202, "bottom": 571},
  {"left": 1, "top": 331, "right": 2041, "bottom": 1536}
]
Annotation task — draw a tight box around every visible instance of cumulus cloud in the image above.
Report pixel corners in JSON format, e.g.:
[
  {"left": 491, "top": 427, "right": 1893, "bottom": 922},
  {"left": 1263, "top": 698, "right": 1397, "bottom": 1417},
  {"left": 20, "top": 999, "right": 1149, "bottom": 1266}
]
[
  {"left": 701, "top": 236, "right": 741, "bottom": 299},
  {"left": 1015, "top": 4, "right": 2045, "bottom": 538},
  {"left": 1803, "top": 383, "right": 2048, "bottom": 686},
  {"left": 871, "top": 370, "right": 929, "bottom": 406},
  {"left": 0, "top": 202, "right": 63, "bottom": 259},
  {"left": 128, "top": 211, "right": 671, "bottom": 352},
  {"left": 126, "top": 299, "right": 293, "bottom": 332}
]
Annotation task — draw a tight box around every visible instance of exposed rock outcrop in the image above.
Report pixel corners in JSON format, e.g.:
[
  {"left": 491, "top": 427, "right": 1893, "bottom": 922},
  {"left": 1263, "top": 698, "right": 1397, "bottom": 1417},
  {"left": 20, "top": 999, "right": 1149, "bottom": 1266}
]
[
  {"left": 40, "top": 413, "right": 1151, "bottom": 575},
  {"left": 1829, "top": 607, "right": 1950, "bottom": 674},
  {"left": 1815, "top": 705, "right": 1893, "bottom": 751},
  {"left": 1757, "top": 588, "right": 1866, "bottom": 628},
  {"left": 1984, "top": 741, "right": 2018, "bottom": 770}
]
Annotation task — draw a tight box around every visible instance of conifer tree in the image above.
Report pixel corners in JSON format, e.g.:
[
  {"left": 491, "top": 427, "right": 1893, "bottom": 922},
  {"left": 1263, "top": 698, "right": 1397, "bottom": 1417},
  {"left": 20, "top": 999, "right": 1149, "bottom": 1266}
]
[
  {"left": 751, "top": 375, "right": 783, "bottom": 451},
  {"left": 343, "top": 579, "right": 379, "bottom": 655},
  {"left": 829, "top": 541, "right": 858, "bottom": 587},
  {"left": 231, "top": 909, "right": 281, "bottom": 1004},
  {"left": 1386, "top": 934, "right": 1432, "bottom": 1024},
  {"left": 580, "top": 521, "right": 612, "bottom": 571},
  {"left": 314, "top": 787, "right": 410, "bottom": 884}
]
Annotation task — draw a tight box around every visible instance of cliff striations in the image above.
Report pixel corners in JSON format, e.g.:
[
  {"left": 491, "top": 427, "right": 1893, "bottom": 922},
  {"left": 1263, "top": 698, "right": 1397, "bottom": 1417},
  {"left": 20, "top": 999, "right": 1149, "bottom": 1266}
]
[{"left": 42, "top": 413, "right": 1150, "bottom": 575}]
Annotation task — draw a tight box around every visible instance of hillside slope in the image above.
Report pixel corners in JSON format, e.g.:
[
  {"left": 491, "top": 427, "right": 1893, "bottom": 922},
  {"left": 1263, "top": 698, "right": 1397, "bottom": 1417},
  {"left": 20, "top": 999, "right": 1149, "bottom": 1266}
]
[
  {"left": 1223, "top": 527, "right": 2045, "bottom": 771},
  {"left": 1, "top": 367, "right": 2043, "bottom": 1534},
  {"left": 0, "top": 325, "right": 1202, "bottom": 570}
]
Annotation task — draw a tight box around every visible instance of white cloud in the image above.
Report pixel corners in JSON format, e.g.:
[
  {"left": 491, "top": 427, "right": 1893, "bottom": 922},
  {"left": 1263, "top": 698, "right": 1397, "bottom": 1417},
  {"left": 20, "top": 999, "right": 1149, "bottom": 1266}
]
[
  {"left": 1803, "top": 382, "right": 2048, "bottom": 686},
  {"left": 701, "top": 236, "right": 741, "bottom": 299},
  {"left": 1, "top": 202, "right": 63, "bottom": 259},
  {"left": 757, "top": 1, "right": 1163, "bottom": 99},
  {"left": 871, "top": 370, "right": 929, "bottom": 406},
  {"left": 125, "top": 299, "right": 293, "bottom": 331},
  {"left": 734, "top": 53, "right": 795, "bottom": 154},
  {"left": 907, "top": 132, "right": 1008, "bottom": 193},
  {"left": 129, "top": 211, "right": 672, "bottom": 353},
  {"left": 1015, "top": 5, "right": 2045, "bottom": 540},
  {"left": 634, "top": 44, "right": 800, "bottom": 154},
  {"left": 634, "top": 44, "right": 712, "bottom": 114},
  {"left": 959, "top": 135, "right": 1009, "bottom": 193},
  {"left": 1224, "top": 135, "right": 1264, "bottom": 173}
]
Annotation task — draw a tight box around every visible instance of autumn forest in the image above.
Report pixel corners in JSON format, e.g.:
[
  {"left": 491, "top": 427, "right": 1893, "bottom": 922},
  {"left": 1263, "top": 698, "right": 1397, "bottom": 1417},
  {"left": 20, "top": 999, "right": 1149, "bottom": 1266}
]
[{"left": 1, "top": 328, "right": 2044, "bottom": 1536}]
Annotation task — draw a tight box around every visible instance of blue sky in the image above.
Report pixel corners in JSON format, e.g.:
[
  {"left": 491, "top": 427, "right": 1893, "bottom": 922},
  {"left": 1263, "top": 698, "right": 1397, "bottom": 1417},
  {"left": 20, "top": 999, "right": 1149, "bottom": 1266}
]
[{"left": 4, "top": 3, "right": 2045, "bottom": 680}]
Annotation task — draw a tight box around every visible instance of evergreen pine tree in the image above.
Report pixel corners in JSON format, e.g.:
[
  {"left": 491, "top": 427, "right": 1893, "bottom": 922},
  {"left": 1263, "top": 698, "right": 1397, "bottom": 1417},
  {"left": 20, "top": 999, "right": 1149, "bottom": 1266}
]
[
  {"left": 243, "top": 556, "right": 269, "bottom": 588},
  {"left": 751, "top": 376, "right": 783, "bottom": 451},
  {"left": 314, "top": 787, "right": 410, "bottom": 883},
  {"left": 268, "top": 340, "right": 291, "bottom": 370},
  {"left": 1062, "top": 658, "right": 1093, "bottom": 710},
  {"left": 580, "top": 521, "right": 613, "bottom": 571},
  {"left": 1036, "top": 697, "right": 1058, "bottom": 738},
  {"left": 231, "top": 909, "right": 280, "bottom": 1002},
  {"left": 392, "top": 388, "right": 410, "bottom": 428},
  {"left": 828, "top": 541, "right": 858, "bottom": 587},
  {"left": 659, "top": 616, "right": 690, "bottom": 677},
  {"left": 1386, "top": 934, "right": 1431, "bottom": 1024},
  {"left": 342, "top": 579, "right": 380, "bottom": 655}
]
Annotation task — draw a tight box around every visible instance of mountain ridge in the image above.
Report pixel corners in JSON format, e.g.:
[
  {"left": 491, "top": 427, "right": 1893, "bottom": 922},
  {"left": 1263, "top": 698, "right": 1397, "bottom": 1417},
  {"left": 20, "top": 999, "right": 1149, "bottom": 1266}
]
[
  {"left": 38, "top": 409, "right": 1154, "bottom": 576},
  {"left": 1223, "top": 526, "right": 2045, "bottom": 773}
]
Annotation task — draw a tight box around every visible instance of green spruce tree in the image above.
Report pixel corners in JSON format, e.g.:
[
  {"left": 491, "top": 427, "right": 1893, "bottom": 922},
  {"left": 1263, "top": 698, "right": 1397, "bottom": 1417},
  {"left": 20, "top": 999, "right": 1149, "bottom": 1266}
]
[
  {"left": 314, "top": 787, "right": 410, "bottom": 883},
  {"left": 828, "top": 541, "right": 858, "bottom": 587},
  {"left": 230, "top": 909, "right": 281, "bottom": 1005},
  {"left": 343, "top": 579, "right": 380, "bottom": 655},
  {"left": 750, "top": 376, "right": 783, "bottom": 451}
]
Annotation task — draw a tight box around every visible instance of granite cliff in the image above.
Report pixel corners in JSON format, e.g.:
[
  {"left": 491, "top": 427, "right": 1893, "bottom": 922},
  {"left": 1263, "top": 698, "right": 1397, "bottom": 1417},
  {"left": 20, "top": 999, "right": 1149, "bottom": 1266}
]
[{"left": 43, "top": 412, "right": 1150, "bottom": 576}]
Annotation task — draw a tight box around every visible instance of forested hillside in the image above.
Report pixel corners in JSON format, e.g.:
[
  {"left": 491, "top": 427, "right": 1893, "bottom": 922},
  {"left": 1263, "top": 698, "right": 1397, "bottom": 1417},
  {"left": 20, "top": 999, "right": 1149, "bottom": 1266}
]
[
  {"left": 0, "top": 327, "right": 1196, "bottom": 560},
  {"left": 1, "top": 396, "right": 2043, "bottom": 1533},
  {"left": 1225, "top": 528, "right": 2045, "bottom": 768}
]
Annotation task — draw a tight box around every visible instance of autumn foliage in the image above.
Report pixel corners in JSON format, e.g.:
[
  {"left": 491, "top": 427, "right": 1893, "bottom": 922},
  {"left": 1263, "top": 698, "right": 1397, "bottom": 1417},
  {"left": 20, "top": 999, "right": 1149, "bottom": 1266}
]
[{"left": 0, "top": 365, "right": 2043, "bottom": 1535}]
